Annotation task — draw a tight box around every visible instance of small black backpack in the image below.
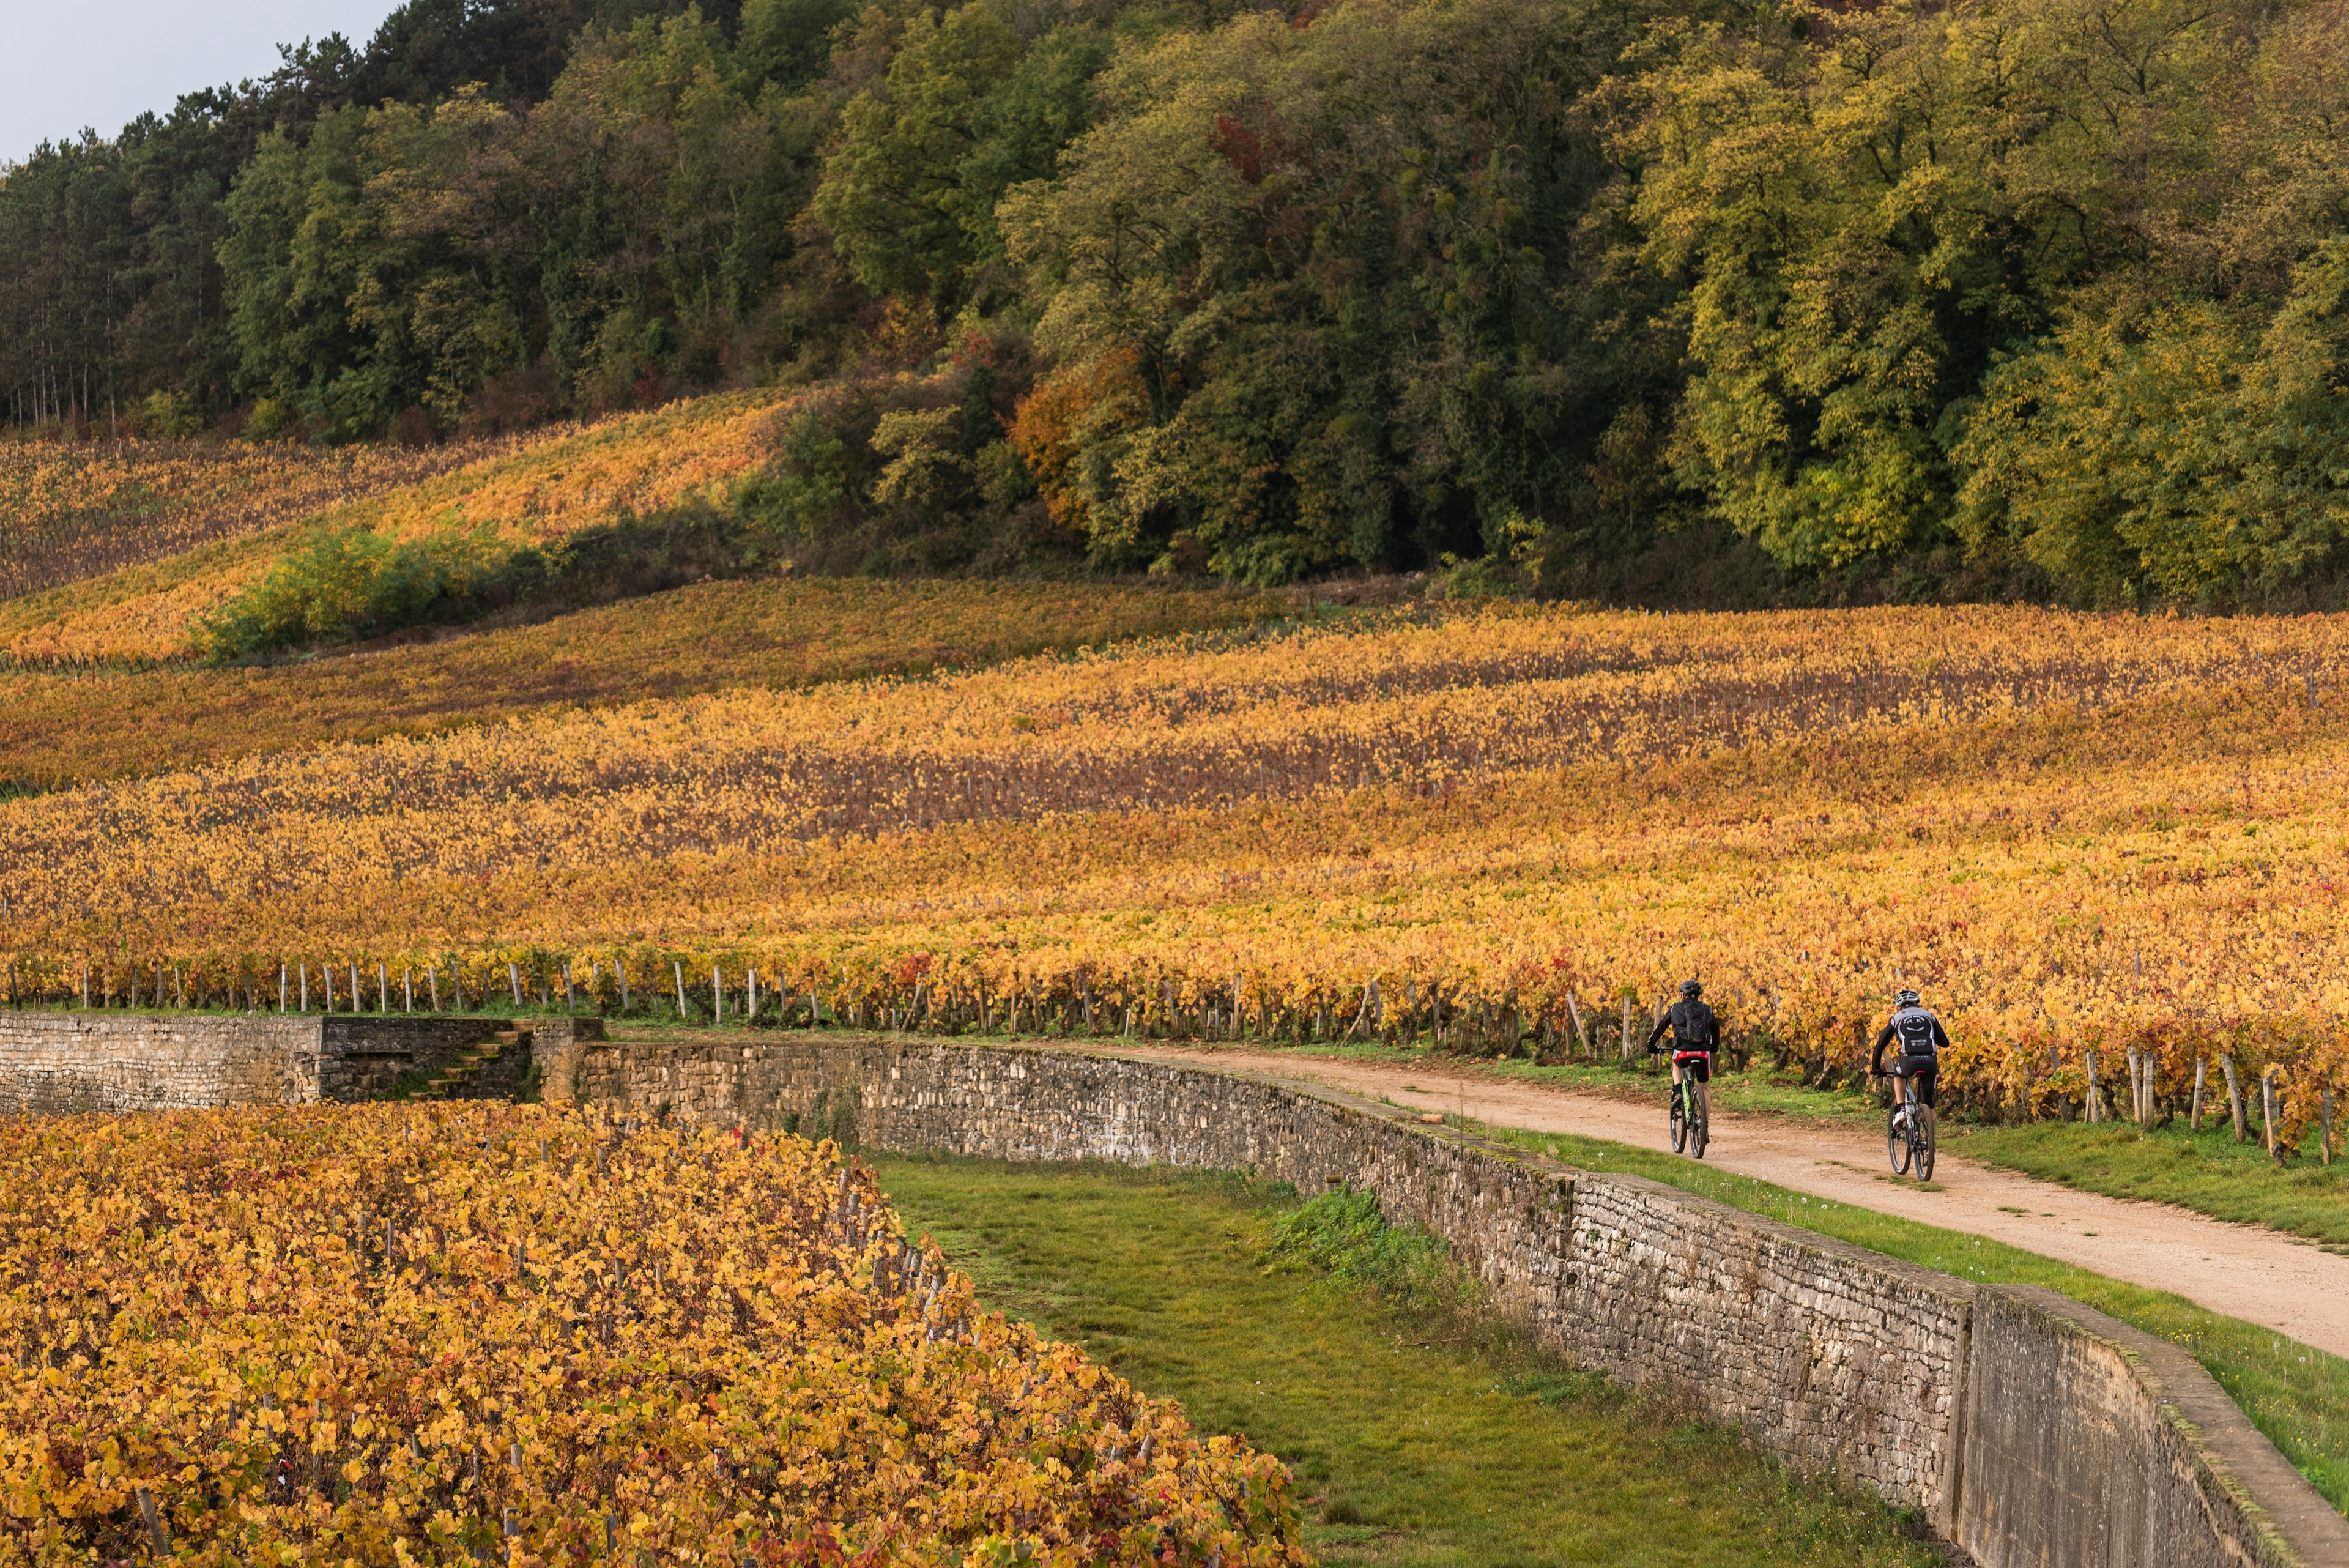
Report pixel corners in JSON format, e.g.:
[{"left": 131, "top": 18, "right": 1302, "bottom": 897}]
[{"left": 1893, "top": 1007, "right": 1938, "bottom": 1056}]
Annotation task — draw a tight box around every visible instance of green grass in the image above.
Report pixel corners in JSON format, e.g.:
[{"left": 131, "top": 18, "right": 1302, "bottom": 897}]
[
  {"left": 1465, "top": 1120, "right": 2349, "bottom": 1511},
  {"left": 873, "top": 1153, "right": 1940, "bottom": 1568}
]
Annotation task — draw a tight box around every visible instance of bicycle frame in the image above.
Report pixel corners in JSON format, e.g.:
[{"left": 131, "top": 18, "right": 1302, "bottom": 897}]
[{"left": 1885, "top": 1069, "right": 1935, "bottom": 1180}]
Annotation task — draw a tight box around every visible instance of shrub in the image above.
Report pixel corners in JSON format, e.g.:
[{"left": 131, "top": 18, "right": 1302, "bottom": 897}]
[{"left": 197, "top": 526, "right": 494, "bottom": 660}]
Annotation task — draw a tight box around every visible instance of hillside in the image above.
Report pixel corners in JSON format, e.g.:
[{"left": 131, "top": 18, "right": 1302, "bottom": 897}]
[
  {"left": 0, "top": 574, "right": 1288, "bottom": 789},
  {"left": 4, "top": 0, "right": 2345, "bottom": 604},
  {"left": 5, "top": 601, "right": 2345, "bottom": 1139},
  {"left": 0, "top": 393, "right": 784, "bottom": 664}
]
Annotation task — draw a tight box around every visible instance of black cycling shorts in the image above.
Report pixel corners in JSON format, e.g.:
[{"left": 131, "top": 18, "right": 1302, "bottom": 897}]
[
  {"left": 1671, "top": 1050, "right": 1712, "bottom": 1083},
  {"left": 1891, "top": 1057, "right": 1937, "bottom": 1108}
]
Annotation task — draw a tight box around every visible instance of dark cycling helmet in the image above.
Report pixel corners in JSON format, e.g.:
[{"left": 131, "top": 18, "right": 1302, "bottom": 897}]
[
  {"left": 1680, "top": 979, "right": 1703, "bottom": 998},
  {"left": 1894, "top": 988, "right": 1921, "bottom": 1008}
]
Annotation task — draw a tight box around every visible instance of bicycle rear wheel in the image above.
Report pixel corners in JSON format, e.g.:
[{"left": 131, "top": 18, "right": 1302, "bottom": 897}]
[
  {"left": 1913, "top": 1105, "right": 1937, "bottom": 1181},
  {"left": 1669, "top": 1091, "right": 1688, "bottom": 1153},
  {"left": 1887, "top": 1107, "right": 1912, "bottom": 1175},
  {"left": 1690, "top": 1082, "right": 1710, "bottom": 1159}
]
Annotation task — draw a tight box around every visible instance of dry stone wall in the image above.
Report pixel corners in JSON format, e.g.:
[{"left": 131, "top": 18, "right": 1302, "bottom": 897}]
[
  {"left": 540, "top": 1033, "right": 2349, "bottom": 1568},
  {"left": 0, "top": 1011, "right": 521, "bottom": 1108},
  {"left": 0, "top": 1012, "right": 315, "bottom": 1111}
]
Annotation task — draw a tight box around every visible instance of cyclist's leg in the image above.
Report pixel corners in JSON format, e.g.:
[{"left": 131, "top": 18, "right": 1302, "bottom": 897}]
[{"left": 1915, "top": 1065, "right": 1938, "bottom": 1109}]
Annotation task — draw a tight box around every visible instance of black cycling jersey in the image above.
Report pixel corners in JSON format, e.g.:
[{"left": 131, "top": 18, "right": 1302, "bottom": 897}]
[
  {"left": 1645, "top": 998, "right": 1719, "bottom": 1055},
  {"left": 1871, "top": 1006, "right": 1950, "bottom": 1076}
]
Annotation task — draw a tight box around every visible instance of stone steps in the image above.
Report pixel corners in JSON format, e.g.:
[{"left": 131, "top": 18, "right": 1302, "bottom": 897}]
[{"left": 412, "top": 1027, "right": 530, "bottom": 1101}]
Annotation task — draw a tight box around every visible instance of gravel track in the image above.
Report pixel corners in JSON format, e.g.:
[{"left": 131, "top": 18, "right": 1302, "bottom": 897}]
[{"left": 1108, "top": 1043, "right": 2349, "bottom": 1360}]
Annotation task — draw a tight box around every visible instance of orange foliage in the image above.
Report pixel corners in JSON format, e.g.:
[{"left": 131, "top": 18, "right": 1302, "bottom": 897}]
[
  {"left": 0, "top": 1103, "right": 1308, "bottom": 1567},
  {"left": 1008, "top": 351, "right": 1146, "bottom": 532}
]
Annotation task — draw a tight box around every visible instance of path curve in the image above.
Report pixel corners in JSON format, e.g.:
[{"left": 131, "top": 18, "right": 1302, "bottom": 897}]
[{"left": 1104, "top": 1042, "right": 2349, "bottom": 1361}]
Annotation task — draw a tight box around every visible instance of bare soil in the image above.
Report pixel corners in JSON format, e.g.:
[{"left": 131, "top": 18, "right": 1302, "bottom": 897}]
[{"left": 1107, "top": 1042, "right": 2349, "bottom": 1361}]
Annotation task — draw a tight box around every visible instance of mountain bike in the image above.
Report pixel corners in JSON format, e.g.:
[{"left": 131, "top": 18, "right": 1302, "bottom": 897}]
[
  {"left": 1883, "top": 1071, "right": 1935, "bottom": 1180},
  {"left": 1668, "top": 1060, "right": 1710, "bottom": 1159}
]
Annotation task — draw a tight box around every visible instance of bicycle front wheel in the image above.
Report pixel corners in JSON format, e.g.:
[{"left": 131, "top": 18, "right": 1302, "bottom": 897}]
[
  {"left": 1888, "top": 1107, "right": 1912, "bottom": 1175},
  {"left": 1913, "top": 1105, "right": 1937, "bottom": 1181},
  {"left": 1690, "top": 1082, "right": 1710, "bottom": 1160}
]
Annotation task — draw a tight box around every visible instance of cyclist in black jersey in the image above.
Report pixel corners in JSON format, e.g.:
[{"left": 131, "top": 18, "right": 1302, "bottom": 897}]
[
  {"left": 1645, "top": 979, "right": 1720, "bottom": 1102},
  {"left": 1870, "top": 989, "right": 1948, "bottom": 1113}
]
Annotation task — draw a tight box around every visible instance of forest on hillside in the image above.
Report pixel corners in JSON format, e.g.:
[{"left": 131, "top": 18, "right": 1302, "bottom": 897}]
[{"left": 2, "top": 0, "right": 2347, "bottom": 606}]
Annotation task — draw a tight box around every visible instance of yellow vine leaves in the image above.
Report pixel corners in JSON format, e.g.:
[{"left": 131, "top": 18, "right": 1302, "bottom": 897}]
[{"left": 0, "top": 1104, "right": 1307, "bottom": 1567}]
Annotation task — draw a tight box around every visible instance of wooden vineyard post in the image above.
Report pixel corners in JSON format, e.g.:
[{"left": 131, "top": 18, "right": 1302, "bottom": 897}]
[
  {"left": 2323, "top": 1087, "right": 2335, "bottom": 1168},
  {"left": 616, "top": 960, "right": 629, "bottom": 1015},
  {"left": 746, "top": 966, "right": 757, "bottom": 1024},
  {"left": 2191, "top": 1057, "right": 2207, "bottom": 1130},
  {"left": 403, "top": 967, "right": 414, "bottom": 1013},
  {"left": 1565, "top": 989, "right": 1590, "bottom": 1059},
  {"left": 2263, "top": 1069, "right": 2281, "bottom": 1162},
  {"left": 1620, "top": 992, "right": 1633, "bottom": 1061},
  {"left": 712, "top": 965, "right": 724, "bottom": 1023},
  {"left": 674, "top": 962, "right": 688, "bottom": 1020},
  {"left": 2082, "top": 1050, "right": 2100, "bottom": 1123},
  {"left": 299, "top": 964, "right": 308, "bottom": 1013},
  {"left": 2222, "top": 1056, "right": 2246, "bottom": 1142},
  {"left": 508, "top": 962, "right": 523, "bottom": 1009},
  {"left": 2125, "top": 1049, "right": 2142, "bottom": 1125},
  {"left": 565, "top": 961, "right": 577, "bottom": 1016}
]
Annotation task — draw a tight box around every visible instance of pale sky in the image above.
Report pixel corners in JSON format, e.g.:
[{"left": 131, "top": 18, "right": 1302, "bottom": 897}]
[{"left": 0, "top": 1, "right": 404, "bottom": 162}]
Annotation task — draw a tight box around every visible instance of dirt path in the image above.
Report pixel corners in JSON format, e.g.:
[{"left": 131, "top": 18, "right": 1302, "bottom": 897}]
[{"left": 1105, "top": 1042, "right": 2349, "bottom": 1361}]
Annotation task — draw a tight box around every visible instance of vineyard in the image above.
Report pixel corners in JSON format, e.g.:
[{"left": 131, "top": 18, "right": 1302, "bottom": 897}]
[
  {"left": 0, "top": 577, "right": 1286, "bottom": 789},
  {"left": 0, "top": 1103, "right": 1304, "bottom": 1567},
  {"left": 0, "top": 393, "right": 783, "bottom": 667},
  {"left": 2, "top": 603, "right": 2345, "bottom": 1146},
  {"left": 0, "top": 438, "right": 493, "bottom": 604}
]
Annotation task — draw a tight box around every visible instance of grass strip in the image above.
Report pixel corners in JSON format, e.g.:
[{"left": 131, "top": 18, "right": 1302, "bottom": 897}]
[
  {"left": 1464, "top": 1120, "right": 2349, "bottom": 1511},
  {"left": 874, "top": 1153, "right": 1940, "bottom": 1568}
]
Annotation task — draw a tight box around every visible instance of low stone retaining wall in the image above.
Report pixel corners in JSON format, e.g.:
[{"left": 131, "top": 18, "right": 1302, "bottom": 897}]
[
  {"left": 0, "top": 1012, "right": 314, "bottom": 1111},
  {"left": 0, "top": 1011, "right": 529, "bottom": 1108},
  {"left": 538, "top": 1033, "right": 2349, "bottom": 1568}
]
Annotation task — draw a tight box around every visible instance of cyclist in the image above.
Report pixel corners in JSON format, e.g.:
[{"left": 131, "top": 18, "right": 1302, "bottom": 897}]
[
  {"left": 1644, "top": 979, "right": 1719, "bottom": 1110},
  {"left": 1871, "top": 989, "right": 1948, "bottom": 1129}
]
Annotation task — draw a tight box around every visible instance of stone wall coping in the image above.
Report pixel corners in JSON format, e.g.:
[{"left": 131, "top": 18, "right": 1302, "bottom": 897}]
[{"left": 1976, "top": 1284, "right": 2349, "bottom": 1568}]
